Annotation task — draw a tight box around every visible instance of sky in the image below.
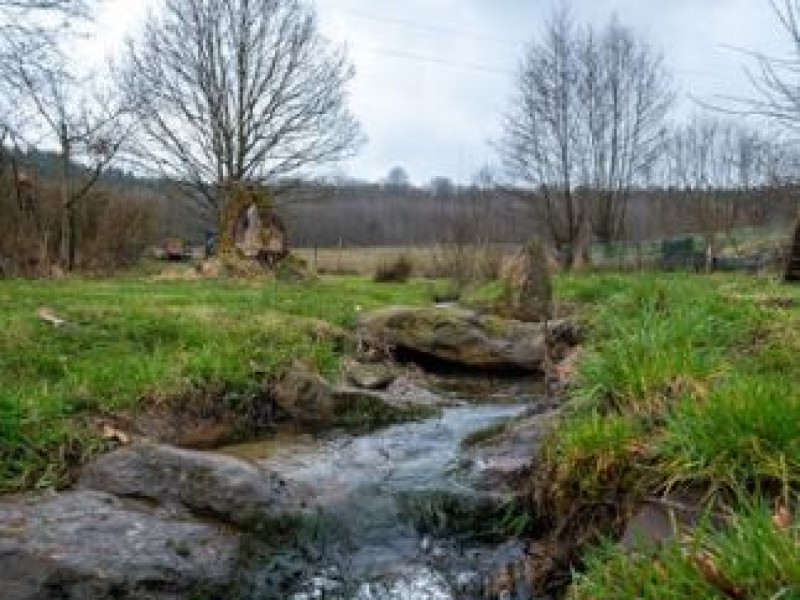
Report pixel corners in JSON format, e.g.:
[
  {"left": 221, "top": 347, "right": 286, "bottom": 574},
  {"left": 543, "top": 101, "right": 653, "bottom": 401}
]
[{"left": 76, "top": 0, "right": 790, "bottom": 184}]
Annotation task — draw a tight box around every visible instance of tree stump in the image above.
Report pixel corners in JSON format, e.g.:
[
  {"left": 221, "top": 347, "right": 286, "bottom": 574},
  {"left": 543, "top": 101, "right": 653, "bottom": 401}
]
[{"left": 218, "top": 183, "right": 288, "bottom": 269}]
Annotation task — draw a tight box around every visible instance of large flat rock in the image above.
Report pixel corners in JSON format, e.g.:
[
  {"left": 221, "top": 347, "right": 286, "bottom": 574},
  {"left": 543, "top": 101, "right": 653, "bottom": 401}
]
[
  {"left": 359, "top": 306, "right": 579, "bottom": 372},
  {"left": 0, "top": 491, "right": 238, "bottom": 600},
  {"left": 79, "top": 443, "right": 313, "bottom": 527}
]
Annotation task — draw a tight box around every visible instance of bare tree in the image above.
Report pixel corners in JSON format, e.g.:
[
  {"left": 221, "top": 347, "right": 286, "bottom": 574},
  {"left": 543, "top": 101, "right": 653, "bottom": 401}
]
[
  {"left": 735, "top": 1, "right": 800, "bottom": 130},
  {"left": 664, "top": 115, "right": 782, "bottom": 266},
  {"left": 0, "top": 1, "right": 91, "bottom": 68},
  {"left": 500, "top": 8, "right": 587, "bottom": 269},
  {"left": 499, "top": 9, "right": 673, "bottom": 267},
  {"left": 384, "top": 166, "right": 410, "bottom": 194},
  {"left": 9, "top": 59, "right": 134, "bottom": 270},
  {"left": 581, "top": 17, "right": 673, "bottom": 245},
  {"left": 122, "top": 0, "right": 362, "bottom": 222}
]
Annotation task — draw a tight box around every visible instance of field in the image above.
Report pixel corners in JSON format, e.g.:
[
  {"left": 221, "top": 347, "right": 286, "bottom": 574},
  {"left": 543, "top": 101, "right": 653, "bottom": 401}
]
[
  {"left": 294, "top": 244, "right": 518, "bottom": 277},
  {"left": 295, "top": 226, "right": 789, "bottom": 278}
]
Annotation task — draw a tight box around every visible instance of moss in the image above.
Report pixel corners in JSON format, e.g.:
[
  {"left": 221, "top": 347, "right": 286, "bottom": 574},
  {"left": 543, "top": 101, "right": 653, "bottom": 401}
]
[
  {"left": 333, "top": 393, "right": 438, "bottom": 434},
  {"left": 461, "top": 420, "right": 511, "bottom": 448}
]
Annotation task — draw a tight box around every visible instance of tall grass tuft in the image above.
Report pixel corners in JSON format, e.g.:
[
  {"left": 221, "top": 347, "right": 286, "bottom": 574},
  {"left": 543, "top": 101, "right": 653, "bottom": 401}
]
[
  {"left": 572, "top": 275, "right": 761, "bottom": 416},
  {"left": 548, "top": 412, "right": 645, "bottom": 501},
  {"left": 571, "top": 501, "right": 800, "bottom": 600},
  {"left": 659, "top": 374, "right": 800, "bottom": 488}
]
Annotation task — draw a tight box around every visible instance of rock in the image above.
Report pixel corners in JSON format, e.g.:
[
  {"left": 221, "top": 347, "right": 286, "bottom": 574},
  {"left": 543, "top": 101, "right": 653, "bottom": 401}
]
[
  {"left": 174, "top": 422, "right": 238, "bottom": 450},
  {"left": 383, "top": 376, "right": 445, "bottom": 406},
  {"left": 359, "top": 306, "right": 579, "bottom": 372},
  {"left": 272, "top": 365, "right": 336, "bottom": 428},
  {"left": 464, "top": 411, "right": 560, "bottom": 491},
  {"left": 502, "top": 239, "right": 554, "bottom": 322},
  {"left": 0, "top": 490, "right": 238, "bottom": 600},
  {"left": 621, "top": 490, "right": 726, "bottom": 549},
  {"left": 79, "top": 443, "right": 312, "bottom": 527},
  {"left": 344, "top": 360, "right": 397, "bottom": 390}
]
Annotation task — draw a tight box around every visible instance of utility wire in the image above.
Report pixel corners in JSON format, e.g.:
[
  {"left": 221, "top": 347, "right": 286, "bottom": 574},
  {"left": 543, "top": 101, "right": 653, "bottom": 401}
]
[
  {"left": 340, "top": 7, "right": 525, "bottom": 49},
  {"left": 335, "top": 9, "right": 740, "bottom": 84},
  {"left": 359, "top": 45, "right": 515, "bottom": 76}
]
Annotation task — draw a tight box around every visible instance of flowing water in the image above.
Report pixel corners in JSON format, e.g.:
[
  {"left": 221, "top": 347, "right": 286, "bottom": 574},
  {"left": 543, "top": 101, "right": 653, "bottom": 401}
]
[{"left": 225, "top": 404, "right": 538, "bottom": 599}]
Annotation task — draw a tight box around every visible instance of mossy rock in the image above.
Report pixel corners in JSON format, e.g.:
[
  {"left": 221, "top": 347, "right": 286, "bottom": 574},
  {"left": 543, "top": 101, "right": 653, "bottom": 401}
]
[{"left": 359, "top": 306, "right": 578, "bottom": 372}]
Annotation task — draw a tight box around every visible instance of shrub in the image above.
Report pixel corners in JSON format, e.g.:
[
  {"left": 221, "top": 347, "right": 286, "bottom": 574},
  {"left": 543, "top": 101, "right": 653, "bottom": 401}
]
[{"left": 374, "top": 254, "right": 413, "bottom": 283}]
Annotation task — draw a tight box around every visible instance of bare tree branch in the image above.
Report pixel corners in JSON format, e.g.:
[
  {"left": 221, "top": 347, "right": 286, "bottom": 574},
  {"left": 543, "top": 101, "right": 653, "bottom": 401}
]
[{"left": 121, "top": 0, "right": 363, "bottom": 219}]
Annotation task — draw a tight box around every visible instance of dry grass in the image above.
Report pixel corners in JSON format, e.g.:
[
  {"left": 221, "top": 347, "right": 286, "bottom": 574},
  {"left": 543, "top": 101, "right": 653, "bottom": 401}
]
[{"left": 296, "top": 244, "right": 520, "bottom": 278}]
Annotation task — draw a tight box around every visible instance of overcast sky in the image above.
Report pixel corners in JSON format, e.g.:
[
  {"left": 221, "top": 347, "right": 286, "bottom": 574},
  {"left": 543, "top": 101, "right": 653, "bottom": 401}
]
[{"left": 77, "top": 0, "right": 790, "bottom": 184}]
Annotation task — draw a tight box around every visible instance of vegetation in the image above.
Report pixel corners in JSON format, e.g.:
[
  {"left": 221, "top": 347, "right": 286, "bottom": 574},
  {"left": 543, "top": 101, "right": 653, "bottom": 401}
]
[
  {"left": 535, "top": 272, "right": 800, "bottom": 598},
  {"left": 572, "top": 503, "right": 800, "bottom": 600},
  {"left": 373, "top": 254, "right": 414, "bottom": 283},
  {"left": 0, "top": 276, "right": 436, "bottom": 492}
]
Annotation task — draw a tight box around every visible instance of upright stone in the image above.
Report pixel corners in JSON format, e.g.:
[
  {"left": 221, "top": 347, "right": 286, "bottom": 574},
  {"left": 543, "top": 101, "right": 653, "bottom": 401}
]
[{"left": 503, "top": 239, "right": 554, "bottom": 322}]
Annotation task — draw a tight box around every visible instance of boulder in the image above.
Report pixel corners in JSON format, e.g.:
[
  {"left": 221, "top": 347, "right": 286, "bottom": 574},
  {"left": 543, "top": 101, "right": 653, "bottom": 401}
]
[
  {"left": 343, "top": 360, "right": 398, "bottom": 390},
  {"left": 502, "top": 239, "right": 554, "bottom": 322},
  {"left": 0, "top": 491, "right": 238, "bottom": 600},
  {"left": 271, "top": 365, "right": 336, "bottom": 428},
  {"left": 79, "top": 444, "right": 312, "bottom": 527},
  {"left": 358, "top": 306, "right": 579, "bottom": 372}
]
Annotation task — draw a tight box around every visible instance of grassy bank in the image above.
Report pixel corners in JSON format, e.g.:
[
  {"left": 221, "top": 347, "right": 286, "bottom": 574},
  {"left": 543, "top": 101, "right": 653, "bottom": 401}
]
[
  {"left": 536, "top": 272, "right": 800, "bottom": 598},
  {"left": 0, "top": 276, "right": 437, "bottom": 492}
]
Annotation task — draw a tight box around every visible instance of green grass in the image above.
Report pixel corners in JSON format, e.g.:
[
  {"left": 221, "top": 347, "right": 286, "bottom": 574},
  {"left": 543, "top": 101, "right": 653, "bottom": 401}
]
[
  {"left": 660, "top": 374, "right": 800, "bottom": 489},
  {"left": 540, "top": 272, "right": 800, "bottom": 597},
  {"left": 571, "top": 503, "right": 800, "bottom": 600},
  {"left": 0, "top": 276, "right": 437, "bottom": 491}
]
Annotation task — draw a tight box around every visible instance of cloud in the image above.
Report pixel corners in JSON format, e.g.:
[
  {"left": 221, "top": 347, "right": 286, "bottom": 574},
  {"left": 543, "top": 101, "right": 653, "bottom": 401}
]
[{"left": 77, "top": 0, "right": 789, "bottom": 183}]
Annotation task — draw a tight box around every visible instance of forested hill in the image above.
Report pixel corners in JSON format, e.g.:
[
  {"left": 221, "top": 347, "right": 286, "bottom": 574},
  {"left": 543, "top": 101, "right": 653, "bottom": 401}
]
[{"left": 12, "top": 149, "right": 797, "bottom": 248}]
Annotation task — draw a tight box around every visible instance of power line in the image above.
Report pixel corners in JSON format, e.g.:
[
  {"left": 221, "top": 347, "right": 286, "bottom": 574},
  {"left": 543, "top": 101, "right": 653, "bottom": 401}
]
[
  {"left": 359, "top": 45, "right": 515, "bottom": 76},
  {"left": 340, "top": 7, "right": 526, "bottom": 49}
]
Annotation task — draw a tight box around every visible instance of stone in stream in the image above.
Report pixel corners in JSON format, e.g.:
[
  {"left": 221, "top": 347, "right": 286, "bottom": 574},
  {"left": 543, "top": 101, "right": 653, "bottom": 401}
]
[
  {"left": 271, "top": 364, "right": 337, "bottom": 428},
  {"left": 343, "top": 359, "right": 398, "bottom": 390},
  {"left": 0, "top": 490, "right": 238, "bottom": 600},
  {"left": 359, "top": 306, "right": 579, "bottom": 372},
  {"left": 79, "top": 443, "right": 313, "bottom": 528}
]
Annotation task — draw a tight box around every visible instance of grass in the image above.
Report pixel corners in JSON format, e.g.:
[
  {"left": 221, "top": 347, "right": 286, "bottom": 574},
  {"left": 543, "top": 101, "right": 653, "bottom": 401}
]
[
  {"left": 660, "top": 374, "right": 800, "bottom": 489},
  {"left": 0, "top": 276, "right": 438, "bottom": 492},
  {"left": 571, "top": 503, "right": 800, "bottom": 600},
  {"left": 537, "top": 271, "right": 800, "bottom": 597}
]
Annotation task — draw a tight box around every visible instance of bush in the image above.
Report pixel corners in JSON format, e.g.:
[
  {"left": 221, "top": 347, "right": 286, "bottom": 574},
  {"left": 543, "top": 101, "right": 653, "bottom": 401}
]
[{"left": 374, "top": 254, "right": 413, "bottom": 283}]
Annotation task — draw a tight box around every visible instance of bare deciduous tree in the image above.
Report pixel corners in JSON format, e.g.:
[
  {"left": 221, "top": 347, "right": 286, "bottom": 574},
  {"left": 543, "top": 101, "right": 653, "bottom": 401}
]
[
  {"left": 9, "top": 59, "right": 134, "bottom": 269},
  {"left": 123, "top": 0, "right": 362, "bottom": 221},
  {"left": 499, "top": 8, "right": 673, "bottom": 268},
  {"left": 581, "top": 17, "right": 674, "bottom": 245},
  {"left": 664, "top": 115, "right": 783, "bottom": 266},
  {"left": 500, "top": 8, "right": 587, "bottom": 269},
  {"left": 732, "top": 1, "right": 800, "bottom": 130}
]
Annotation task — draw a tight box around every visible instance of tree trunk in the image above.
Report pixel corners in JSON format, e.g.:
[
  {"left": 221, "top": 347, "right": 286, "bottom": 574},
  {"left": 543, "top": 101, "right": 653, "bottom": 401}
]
[{"left": 59, "top": 127, "right": 74, "bottom": 270}]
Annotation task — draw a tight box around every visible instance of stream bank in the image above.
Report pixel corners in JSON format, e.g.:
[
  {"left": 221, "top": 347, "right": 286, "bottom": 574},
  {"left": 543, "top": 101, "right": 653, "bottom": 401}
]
[{"left": 1, "top": 305, "right": 578, "bottom": 600}]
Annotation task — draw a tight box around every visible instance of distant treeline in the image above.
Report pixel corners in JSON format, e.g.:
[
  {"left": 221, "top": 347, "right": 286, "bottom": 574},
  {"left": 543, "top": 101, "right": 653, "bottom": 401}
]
[{"left": 10, "top": 151, "right": 800, "bottom": 253}]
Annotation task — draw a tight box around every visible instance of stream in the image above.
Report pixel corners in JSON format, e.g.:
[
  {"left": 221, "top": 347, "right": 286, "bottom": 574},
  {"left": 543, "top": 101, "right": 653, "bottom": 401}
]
[{"left": 225, "top": 404, "right": 537, "bottom": 600}]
